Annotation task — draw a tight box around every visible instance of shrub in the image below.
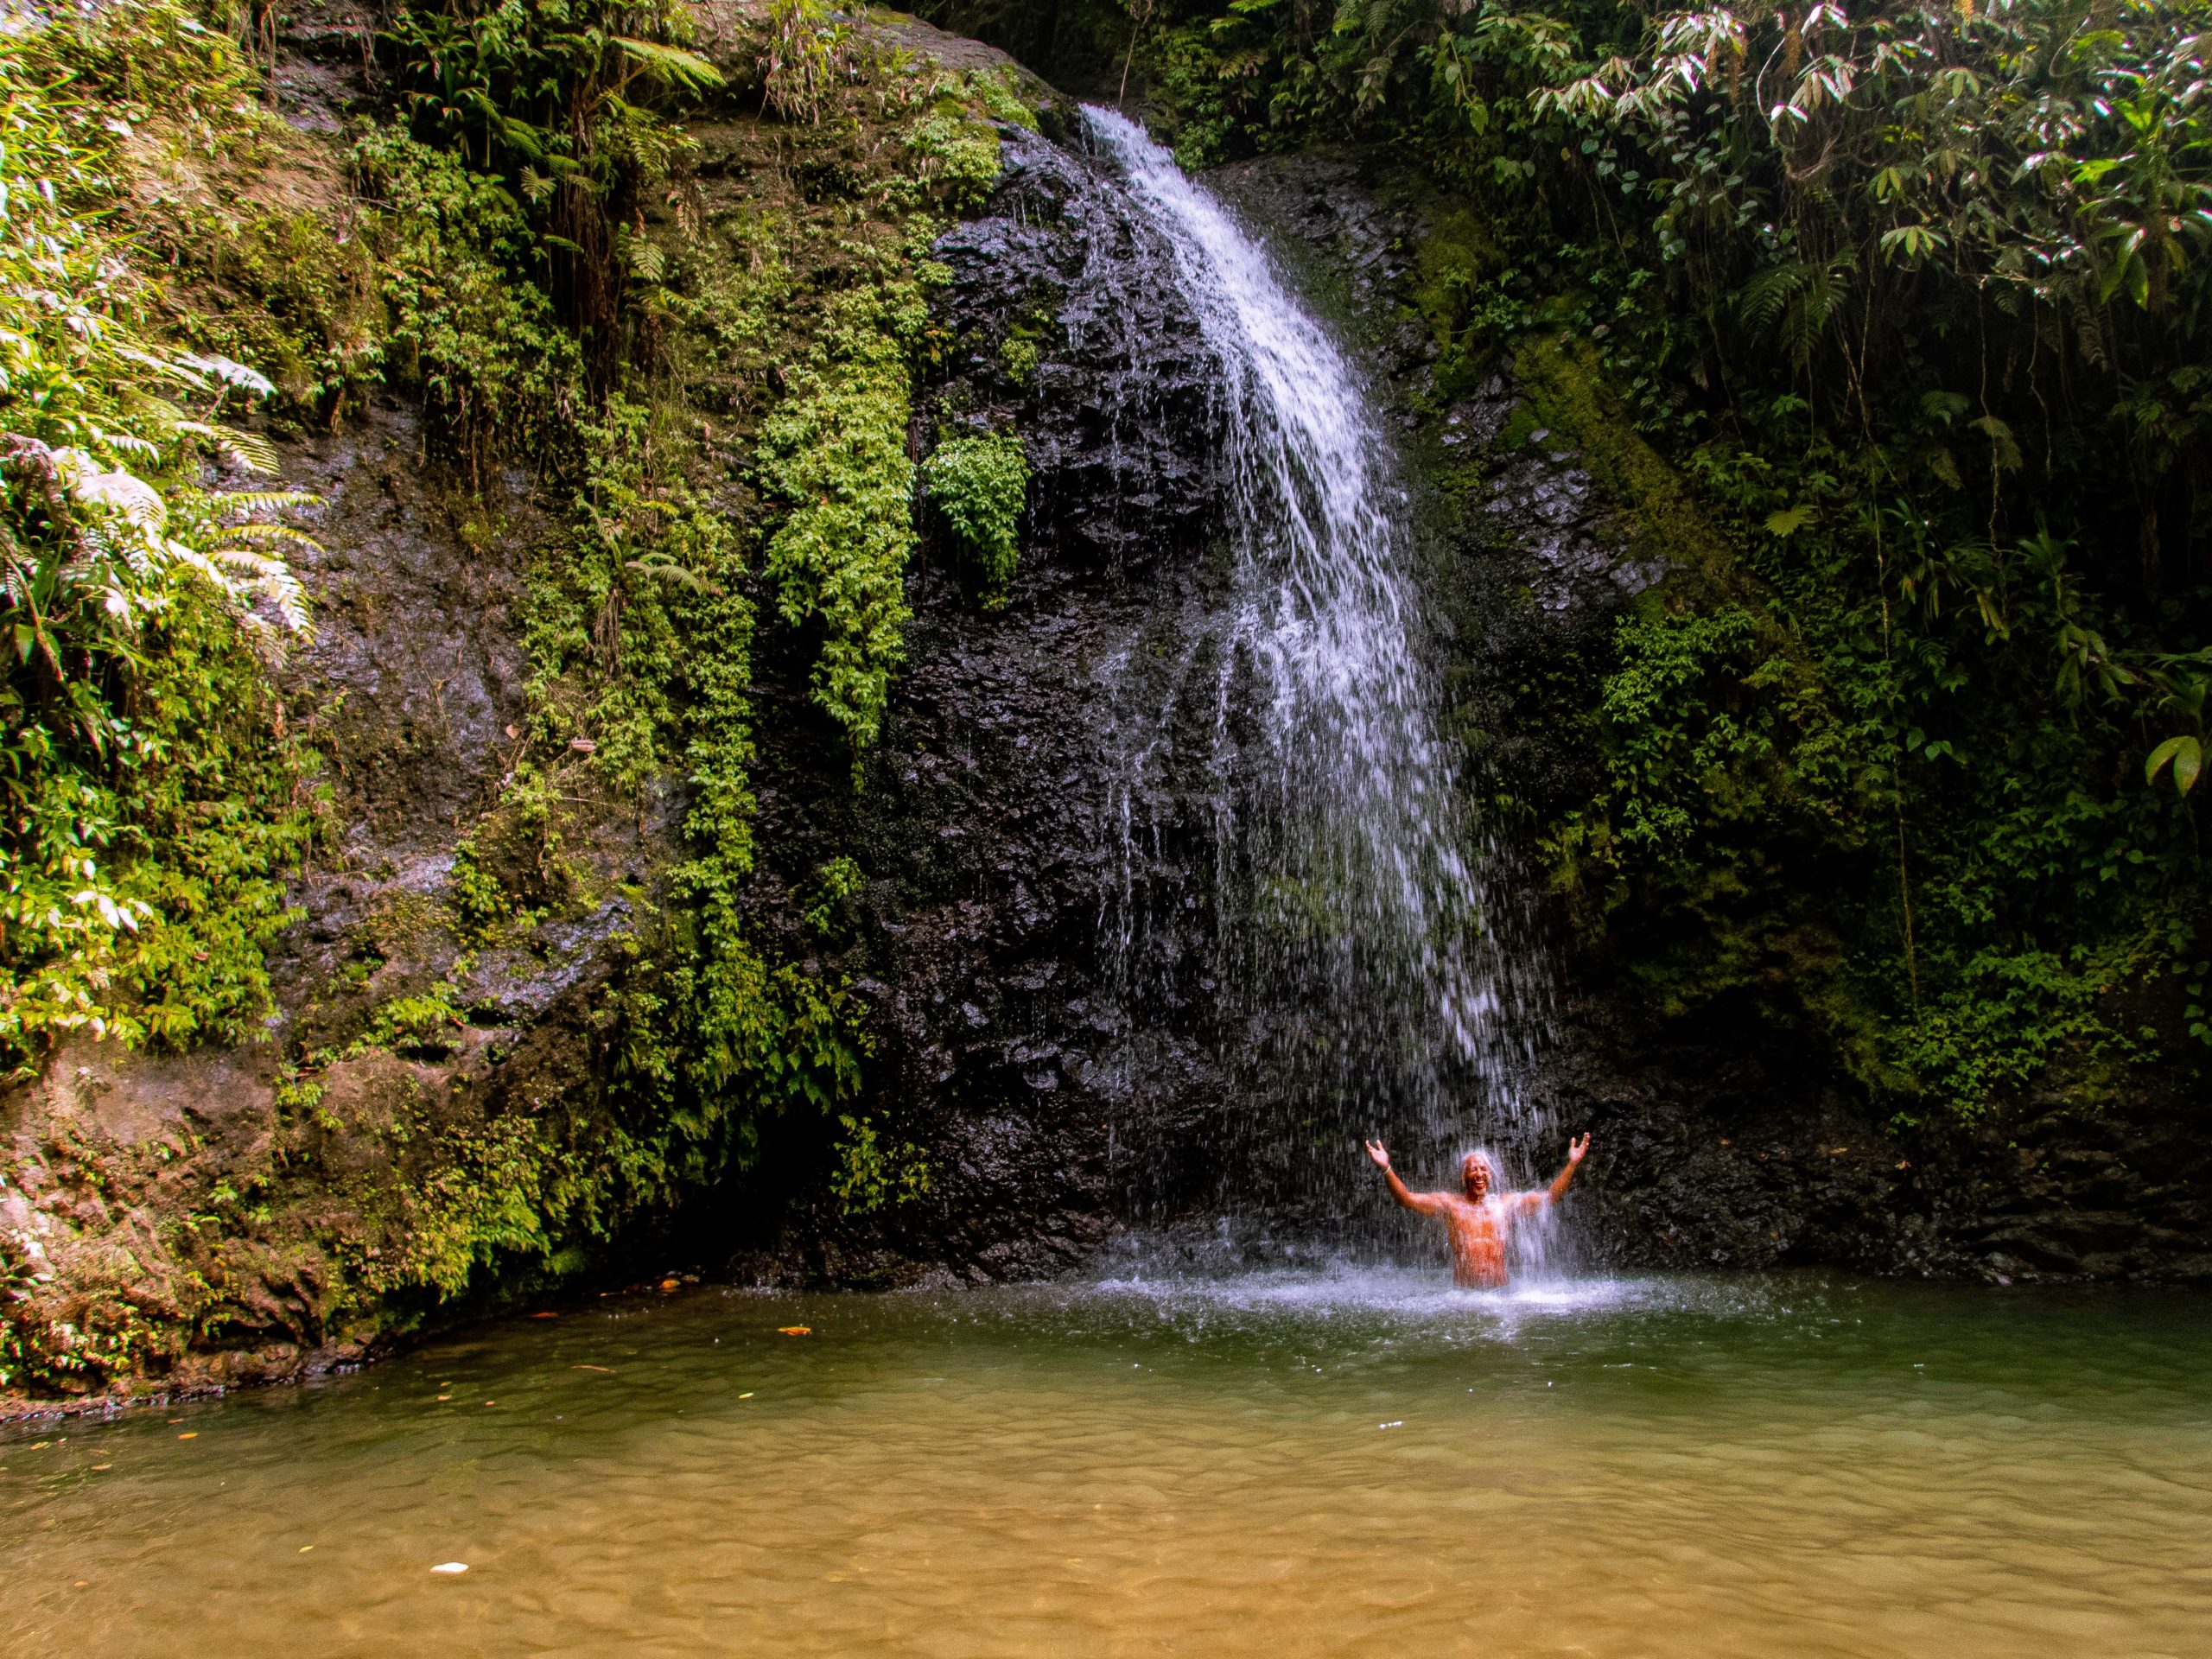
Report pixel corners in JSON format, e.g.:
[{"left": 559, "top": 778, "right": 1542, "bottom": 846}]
[{"left": 921, "top": 431, "right": 1030, "bottom": 606}]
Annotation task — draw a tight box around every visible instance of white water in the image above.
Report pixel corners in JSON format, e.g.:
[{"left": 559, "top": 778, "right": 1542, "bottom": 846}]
[{"left": 1081, "top": 110, "right": 1557, "bottom": 1239}]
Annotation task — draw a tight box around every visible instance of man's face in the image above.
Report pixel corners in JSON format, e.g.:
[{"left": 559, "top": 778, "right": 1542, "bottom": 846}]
[{"left": 1462, "top": 1153, "right": 1493, "bottom": 1199}]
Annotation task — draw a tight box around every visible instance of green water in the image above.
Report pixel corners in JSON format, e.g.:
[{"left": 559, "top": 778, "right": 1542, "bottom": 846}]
[{"left": 4, "top": 1269, "right": 2209, "bottom": 1656}]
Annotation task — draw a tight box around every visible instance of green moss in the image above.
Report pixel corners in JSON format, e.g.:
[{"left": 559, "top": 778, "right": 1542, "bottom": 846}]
[
  {"left": 968, "top": 66, "right": 1039, "bottom": 131},
  {"left": 902, "top": 105, "right": 1004, "bottom": 212},
  {"left": 1497, "top": 403, "right": 1541, "bottom": 451},
  {"left": 1513, "top": 333, "right": 1733, "bottom": 594},
  {"left": 1408, "top": 207, "right": 1526, "bottom": 397}
]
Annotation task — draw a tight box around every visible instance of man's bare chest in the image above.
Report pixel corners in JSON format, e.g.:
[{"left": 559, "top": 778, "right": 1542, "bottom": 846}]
[{"left": 1440, "top": 1198, "right": 1510, "bottom": 1242}]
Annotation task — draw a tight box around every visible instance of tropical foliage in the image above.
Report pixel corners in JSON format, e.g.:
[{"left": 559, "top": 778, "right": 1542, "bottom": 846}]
[
  {"left": 3, "top": 0, "right": 1025, "bottom": 1394},
  {"left": 0, "top": 9, "right": 318, "bottom": 1073},
  {"left": 1066, "top": 0, "right": 2210, "bottom": 1114},
  {"left": 381, "top": 0, "right": 725, "bottom": 349}
]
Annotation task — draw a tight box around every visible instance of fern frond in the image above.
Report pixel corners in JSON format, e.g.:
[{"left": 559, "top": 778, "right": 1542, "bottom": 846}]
[
  {"left": 211, "top": 523, "right": 321, "bottom": 553},
  {"left": 213, "top": 490, "right": 318, "bottom": 519},
  {"left": 613, "top": 37, "right": 727, "bottom": 92},
  {"left": 1737, "top": 262, "right": 1809, "bottom": 332}
]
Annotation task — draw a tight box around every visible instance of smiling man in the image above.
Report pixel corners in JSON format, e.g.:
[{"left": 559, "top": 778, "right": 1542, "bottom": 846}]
[{"left": 1363, "top": 1135, "right": 1591, "bottom": 1288}]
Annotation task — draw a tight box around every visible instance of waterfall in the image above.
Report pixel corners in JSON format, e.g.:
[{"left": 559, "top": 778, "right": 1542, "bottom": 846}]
[{"left": 1079, "top": 109, "right": 1557, "bottom": 1251}]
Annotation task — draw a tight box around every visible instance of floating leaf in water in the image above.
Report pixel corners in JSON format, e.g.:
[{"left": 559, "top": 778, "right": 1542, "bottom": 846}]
[{"left": 778, "top": 1326, "right": 812, "bottom": 1337}]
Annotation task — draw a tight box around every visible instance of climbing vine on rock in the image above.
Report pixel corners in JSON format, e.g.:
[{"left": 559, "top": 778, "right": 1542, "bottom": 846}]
[{"left": 758, "top": 271, "right": 937, "bottom": 755}]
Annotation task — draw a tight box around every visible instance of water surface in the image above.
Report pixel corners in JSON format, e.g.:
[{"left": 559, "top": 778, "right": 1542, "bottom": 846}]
[{"left": 4, "top": 1270, "right": 2209, "bottom": 1656}]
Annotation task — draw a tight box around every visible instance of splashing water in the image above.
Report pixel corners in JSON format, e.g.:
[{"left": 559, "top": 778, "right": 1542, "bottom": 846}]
[{"left": 1079, "top": 109, "right": 1557, "bottom": 1244}]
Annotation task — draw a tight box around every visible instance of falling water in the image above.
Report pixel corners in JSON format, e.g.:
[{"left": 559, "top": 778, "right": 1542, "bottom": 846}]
[{"left": 1079, "top": 109, "right": 1558, "bottom": 1249}]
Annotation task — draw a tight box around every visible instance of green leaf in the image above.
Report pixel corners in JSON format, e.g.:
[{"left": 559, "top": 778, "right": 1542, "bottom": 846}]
[
  {"left": 1968, "top": 415, "right": 2023, "bottom": 471},
  {"left": 611, "top": 37, "right": 725, "bottom": 92},
  {"left": 1764, "top": 505, "right": 1816, "bottom": 537},
  {"left": 2145, "top": 735, "right": 2202, "bottom": 796}
]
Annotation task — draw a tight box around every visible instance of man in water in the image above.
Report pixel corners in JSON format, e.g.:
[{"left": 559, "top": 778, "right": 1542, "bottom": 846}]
[{"left": 1363, "top": 1135, "right": 1591, "bottom": 1288}]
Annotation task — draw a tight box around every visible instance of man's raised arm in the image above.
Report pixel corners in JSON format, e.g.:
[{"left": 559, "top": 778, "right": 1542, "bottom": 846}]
[
  {"left": 1363, "top": 1141, "right": 1442, "bottom": 1213},
  {"left": 1534, "top": 1133, "right": 1592, "bottom": 1208}
]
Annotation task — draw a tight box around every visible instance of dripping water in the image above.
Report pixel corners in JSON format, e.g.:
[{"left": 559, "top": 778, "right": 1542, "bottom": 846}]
[{"left": 1078, "top": 108, "right": 1560, "bottom": 1263}]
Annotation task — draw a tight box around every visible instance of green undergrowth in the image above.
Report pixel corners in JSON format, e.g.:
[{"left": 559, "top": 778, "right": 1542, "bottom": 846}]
[
  {"left": 1471, "top": 235, "right": 2202, "bottom": 1123},
  {"left": 3, "top": 1, "right": 1039, "bottom": 1396},
  {"left": 0, "top": 4, "right": 323, "bottom": 1076}
]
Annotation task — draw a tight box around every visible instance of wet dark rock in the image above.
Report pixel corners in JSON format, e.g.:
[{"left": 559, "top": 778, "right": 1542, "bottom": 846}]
[
  {"left": 750, "top": 134, "right": 2212, "bottom": 1290},
  {"left": 13, "top": 25, "right": 2202, "bottom": 1425},
  {"left": 724, "top": 118, "right": 1283, "bottom": 1283},
  {"left": 930, "top": 123, "right": 1226, "bottom": 574},
  {"left": 1544, "top": 991, "right": 2212, "bottom": 1284}
]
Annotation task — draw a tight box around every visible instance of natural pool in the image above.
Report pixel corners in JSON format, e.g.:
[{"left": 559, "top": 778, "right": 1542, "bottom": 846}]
[{"left": 4, "top": 1269, "right": 2209, "bottom": 1656}]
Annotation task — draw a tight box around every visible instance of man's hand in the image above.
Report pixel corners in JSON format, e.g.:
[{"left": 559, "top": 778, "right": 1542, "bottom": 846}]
[
  {"left": 1542, "top": 1133, "right": 1592, "bottom": 1207},
  {"left": 1363, "top": 1139, "right": 1390, "bottom": 1170}
]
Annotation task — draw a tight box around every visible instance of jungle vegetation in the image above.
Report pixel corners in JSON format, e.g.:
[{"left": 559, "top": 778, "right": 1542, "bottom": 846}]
[
  {"left": 0, "top": 0, "right": 1017, "bottom": 1392},
  {"left": 928, "top": 0, "right": 2211, "bottom": 1119}
]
